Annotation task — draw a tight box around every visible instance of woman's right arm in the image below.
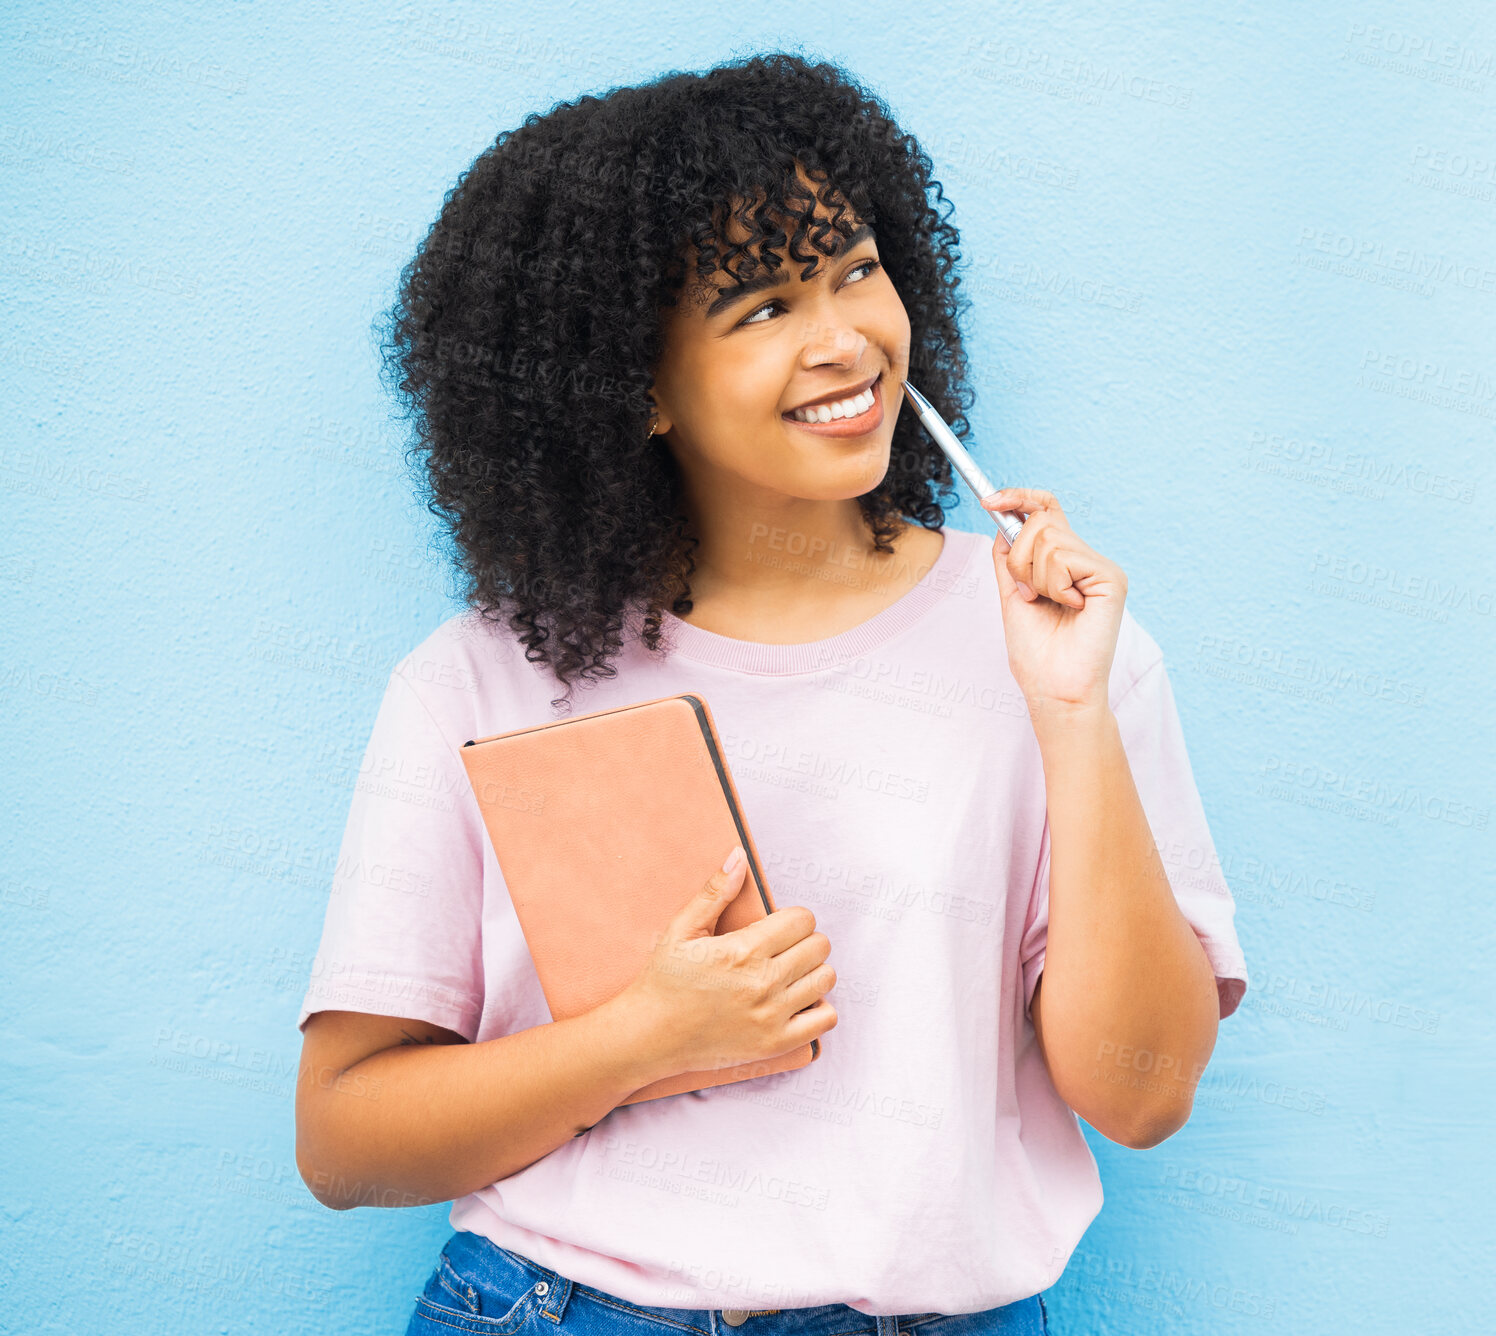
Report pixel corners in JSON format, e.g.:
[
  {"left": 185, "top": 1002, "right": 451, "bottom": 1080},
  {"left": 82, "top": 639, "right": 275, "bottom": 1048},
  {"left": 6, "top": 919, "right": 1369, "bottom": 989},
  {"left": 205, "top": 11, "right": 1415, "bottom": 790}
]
[
  {"left": 294, "top": 995, "right": 670, "bottom": 1210},
  {"left": 294, "top": 848, "right": 838, "bottom": 1210}
]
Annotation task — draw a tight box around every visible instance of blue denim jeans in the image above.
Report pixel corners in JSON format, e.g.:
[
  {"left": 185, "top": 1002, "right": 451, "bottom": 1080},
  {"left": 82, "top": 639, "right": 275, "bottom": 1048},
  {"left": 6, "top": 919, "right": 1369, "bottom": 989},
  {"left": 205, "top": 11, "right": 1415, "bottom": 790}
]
[{"left": 405, "top": 1230, "right": 1050, "bottom": 1336}]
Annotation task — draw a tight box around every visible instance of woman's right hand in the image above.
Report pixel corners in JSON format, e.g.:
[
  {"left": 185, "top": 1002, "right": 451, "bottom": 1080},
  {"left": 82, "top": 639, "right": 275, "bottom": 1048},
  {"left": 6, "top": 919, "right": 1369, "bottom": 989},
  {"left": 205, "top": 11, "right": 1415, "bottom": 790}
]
[{"left": 617, "top": 844, "right": 838, "bottom": 1077}]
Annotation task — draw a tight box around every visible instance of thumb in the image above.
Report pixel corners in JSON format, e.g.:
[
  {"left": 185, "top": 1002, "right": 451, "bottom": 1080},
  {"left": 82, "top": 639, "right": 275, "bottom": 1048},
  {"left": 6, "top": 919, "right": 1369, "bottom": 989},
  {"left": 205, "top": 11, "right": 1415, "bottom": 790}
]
[
  {"left": 677, "top": 845, "right": 748, "bottom": 940},
  {"left": 989, "top": 536, "right": 1026, "bottom": 602}
]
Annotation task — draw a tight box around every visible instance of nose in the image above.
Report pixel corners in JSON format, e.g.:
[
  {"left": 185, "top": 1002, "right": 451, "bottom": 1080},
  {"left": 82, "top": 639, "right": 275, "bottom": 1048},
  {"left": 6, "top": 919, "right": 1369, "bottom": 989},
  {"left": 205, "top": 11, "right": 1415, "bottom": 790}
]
[{"left": 800, "top": 318, "right": 868, "bottom": 370}]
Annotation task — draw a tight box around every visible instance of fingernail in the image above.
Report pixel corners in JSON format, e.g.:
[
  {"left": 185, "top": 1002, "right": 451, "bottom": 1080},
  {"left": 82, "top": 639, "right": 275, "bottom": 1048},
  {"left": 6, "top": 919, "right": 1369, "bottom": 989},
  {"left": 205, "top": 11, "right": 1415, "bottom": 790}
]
[{"left": 722, "top": 846, "right": 745, "bottom": 875}]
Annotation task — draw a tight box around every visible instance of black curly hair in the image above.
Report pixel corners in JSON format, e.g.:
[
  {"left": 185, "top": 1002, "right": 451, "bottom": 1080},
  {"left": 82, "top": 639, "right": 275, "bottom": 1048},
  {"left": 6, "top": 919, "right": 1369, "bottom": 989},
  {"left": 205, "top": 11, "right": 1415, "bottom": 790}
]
[{"left": 377, "top": 49, "right": 973, "bottom": 711}]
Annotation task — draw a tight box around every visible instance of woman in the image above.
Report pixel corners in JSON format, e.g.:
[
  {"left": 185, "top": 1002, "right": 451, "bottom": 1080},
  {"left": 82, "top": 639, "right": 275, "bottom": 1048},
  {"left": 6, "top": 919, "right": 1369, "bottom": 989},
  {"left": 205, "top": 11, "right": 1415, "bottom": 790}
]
[{"left": 293, "top": 51, "right": 1249, "bottom": 1336}]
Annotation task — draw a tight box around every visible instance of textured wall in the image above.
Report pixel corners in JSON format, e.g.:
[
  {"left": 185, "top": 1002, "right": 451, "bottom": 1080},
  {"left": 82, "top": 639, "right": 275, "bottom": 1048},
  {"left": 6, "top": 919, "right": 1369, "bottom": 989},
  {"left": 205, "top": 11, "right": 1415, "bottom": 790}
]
[{"left": 3, "top": 2, "right": 1491, "bottom": 1331}]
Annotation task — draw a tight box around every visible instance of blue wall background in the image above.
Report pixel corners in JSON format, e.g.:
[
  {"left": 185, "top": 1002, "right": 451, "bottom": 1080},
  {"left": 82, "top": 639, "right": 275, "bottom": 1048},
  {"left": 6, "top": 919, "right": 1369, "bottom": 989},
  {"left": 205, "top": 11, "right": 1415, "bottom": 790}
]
[{"left": 3, "top": 2, "right": 1491, "bottom": 1331}]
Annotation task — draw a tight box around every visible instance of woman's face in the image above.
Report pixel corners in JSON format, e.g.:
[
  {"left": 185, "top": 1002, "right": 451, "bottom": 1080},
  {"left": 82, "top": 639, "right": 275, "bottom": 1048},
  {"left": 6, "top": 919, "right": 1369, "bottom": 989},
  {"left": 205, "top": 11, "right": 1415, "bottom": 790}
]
[{"left": 649, "top": 197, "right": 912, "bottom": 509}]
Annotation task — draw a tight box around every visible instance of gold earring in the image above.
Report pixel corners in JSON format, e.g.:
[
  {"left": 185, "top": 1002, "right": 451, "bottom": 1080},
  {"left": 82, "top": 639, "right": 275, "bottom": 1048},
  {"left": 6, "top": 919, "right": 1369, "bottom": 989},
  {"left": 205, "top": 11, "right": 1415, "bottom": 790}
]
[{"left": 647, "top": 418, "right": 659, "bottom": 439}]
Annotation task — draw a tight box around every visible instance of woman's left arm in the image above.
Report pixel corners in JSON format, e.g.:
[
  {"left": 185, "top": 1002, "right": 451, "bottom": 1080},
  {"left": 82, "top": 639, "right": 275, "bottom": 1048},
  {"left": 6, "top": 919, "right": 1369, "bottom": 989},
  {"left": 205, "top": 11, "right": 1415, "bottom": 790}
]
[{"left": 982, "top": 488, "right": 1220, "bottom": 1151}]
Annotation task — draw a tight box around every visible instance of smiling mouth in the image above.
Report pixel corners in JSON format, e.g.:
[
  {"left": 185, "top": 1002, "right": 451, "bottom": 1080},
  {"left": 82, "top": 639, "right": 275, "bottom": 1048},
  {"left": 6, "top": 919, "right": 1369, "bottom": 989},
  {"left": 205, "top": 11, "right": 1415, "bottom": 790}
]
[{"left": 782, "top": 374, "right": 884, "bottom": 438}]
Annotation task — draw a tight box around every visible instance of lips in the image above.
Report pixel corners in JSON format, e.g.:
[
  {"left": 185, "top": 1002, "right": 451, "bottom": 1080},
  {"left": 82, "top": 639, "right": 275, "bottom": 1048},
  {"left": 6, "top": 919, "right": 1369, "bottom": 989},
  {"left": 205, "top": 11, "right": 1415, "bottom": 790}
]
[
  {"left": 781, "top": 373, "right": 885, "bottom": 438},
  {"left": 784, "top": 371, "right": 881, "bottom": 416}
]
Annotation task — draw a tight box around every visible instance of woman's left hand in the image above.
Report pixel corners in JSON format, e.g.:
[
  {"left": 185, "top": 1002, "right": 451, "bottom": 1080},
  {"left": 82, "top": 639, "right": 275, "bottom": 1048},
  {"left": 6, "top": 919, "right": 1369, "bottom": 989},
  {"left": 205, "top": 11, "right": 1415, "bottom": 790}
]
[{"left": 981, "top": 488, "right": 1127, "bottom": 715}]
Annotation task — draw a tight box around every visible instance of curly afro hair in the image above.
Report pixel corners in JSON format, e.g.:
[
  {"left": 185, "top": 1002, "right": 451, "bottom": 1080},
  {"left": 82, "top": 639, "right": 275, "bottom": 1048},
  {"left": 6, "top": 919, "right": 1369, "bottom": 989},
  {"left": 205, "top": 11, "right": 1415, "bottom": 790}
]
[{"left": 377, "top": 49, "right": 973, "bottom": 711}]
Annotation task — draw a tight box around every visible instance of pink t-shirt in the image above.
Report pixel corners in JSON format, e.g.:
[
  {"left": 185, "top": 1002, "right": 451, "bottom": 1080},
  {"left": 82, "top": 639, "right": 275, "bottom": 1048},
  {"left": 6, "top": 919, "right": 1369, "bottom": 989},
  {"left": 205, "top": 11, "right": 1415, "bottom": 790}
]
[{"left": 297, "top": 525, "right": 1249, "bottom": 1314}]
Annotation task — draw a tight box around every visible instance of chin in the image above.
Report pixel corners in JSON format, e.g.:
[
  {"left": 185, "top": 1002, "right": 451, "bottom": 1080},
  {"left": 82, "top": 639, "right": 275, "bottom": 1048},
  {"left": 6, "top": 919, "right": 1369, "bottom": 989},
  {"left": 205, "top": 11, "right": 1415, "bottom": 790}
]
[{"left": 820, "top": 457, "right": 892, "bottom": 500}]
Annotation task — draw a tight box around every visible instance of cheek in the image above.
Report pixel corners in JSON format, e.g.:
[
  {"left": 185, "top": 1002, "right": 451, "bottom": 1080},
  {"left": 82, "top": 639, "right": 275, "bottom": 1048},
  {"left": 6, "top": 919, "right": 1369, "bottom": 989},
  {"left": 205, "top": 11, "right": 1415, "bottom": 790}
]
[
  {"left": 868, "top": 285, "right": 912, "bottom": 357},
  {"left": 685, "top": 362, "right": 788, "bottom": 463},
  {"left": 884, "top": 300, "right": 912, "bottom": 357},
  {"left": 712, "top": 356, "right": 784, "bottom": 425}
]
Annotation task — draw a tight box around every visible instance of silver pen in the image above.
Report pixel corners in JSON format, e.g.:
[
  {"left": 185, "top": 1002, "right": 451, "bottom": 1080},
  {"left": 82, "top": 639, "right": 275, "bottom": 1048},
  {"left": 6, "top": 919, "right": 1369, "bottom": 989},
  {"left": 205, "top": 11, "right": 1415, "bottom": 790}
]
[{"left": 900, "top": 380, "right": 1025, "bottom": 546}]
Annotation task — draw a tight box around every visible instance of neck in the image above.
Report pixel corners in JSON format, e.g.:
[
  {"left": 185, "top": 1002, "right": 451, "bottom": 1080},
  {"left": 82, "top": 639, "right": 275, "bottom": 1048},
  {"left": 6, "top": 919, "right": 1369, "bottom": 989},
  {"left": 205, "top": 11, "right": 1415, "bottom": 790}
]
[{"left": 679, "top": 496, "right": 905, "bottom": 603}]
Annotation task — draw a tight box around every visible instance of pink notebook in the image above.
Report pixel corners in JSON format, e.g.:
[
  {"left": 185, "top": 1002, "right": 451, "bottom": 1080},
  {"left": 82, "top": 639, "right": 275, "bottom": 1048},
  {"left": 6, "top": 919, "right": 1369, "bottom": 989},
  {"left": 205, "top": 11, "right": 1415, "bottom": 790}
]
[{"left": 459, "top": 693, "right": 823, "bottom": 1104}]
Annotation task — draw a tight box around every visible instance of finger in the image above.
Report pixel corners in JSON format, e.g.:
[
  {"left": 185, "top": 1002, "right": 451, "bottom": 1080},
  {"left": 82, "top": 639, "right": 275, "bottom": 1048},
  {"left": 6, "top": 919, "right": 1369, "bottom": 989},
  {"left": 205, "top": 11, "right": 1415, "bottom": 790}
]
[
  {"left": 986, "top": 501, "right": 1016, "bottom": 554},
  {"left": 989, "top": 537, "right": 1036, "bottom": 601},
  {"left": 1003, "top": 508, "right": 1052, "bottom": 598},
  {"left": 770, "top": 927, "right": 830, "bottom": 983},
  {"left": 1051, "top": 551, "right": 1087, "bottom": 608},
  {"left": 1031, "top": 527, "right": 1052, "bottom": 599},
  {"left": 990, "top": 539, "right": 1020, "bottom": 598},
  {"left": 782, "top": 961, "right": 837, "bottom": 1016},
  {"left": 677, "top": 846, "right": 748, "bottom": 937},
  {"left": 1031, "top": 526, "right": 1092, "bottom": 608},
  {"left": 737, "top": 904, "right": 820, "bottom": 959},
  {"left": 1031, "top": 526, "right": 1082, "bottom": 607},
  {"left": 783, "top": 998, "right": 838, "bottom": 1045},
  {"left": 982, "top": 487, "right": 1067, "bottom": 525},
  {"left": 1006, "top": 538, "right": 1036, "bottom": 600}
]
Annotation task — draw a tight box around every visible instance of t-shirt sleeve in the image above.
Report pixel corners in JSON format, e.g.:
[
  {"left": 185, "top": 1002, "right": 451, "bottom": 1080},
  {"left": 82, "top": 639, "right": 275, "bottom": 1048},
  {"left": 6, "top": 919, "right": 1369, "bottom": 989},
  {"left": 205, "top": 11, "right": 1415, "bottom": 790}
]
[
  {"left": 1019, "top": 625, "right": 1250, "bottom": 1024},
  {"left": 296, "top": 664, "right": 485, "bottom": 1041}
]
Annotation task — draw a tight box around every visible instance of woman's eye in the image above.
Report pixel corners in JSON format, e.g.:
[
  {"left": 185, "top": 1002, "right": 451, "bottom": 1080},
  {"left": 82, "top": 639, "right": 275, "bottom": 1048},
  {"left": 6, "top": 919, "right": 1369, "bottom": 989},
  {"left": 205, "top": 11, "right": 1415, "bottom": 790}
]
[
  {"left": 738, "top": 258, "right": 883, "bottom": 327},
  {"left": 740, "top": 299, "right": 782, "bottom": 327}
]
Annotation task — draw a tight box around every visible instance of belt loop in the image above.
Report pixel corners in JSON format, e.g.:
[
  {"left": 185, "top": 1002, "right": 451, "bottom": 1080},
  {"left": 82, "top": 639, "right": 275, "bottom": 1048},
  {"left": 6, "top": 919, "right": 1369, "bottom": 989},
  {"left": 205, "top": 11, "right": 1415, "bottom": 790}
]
[
  {"left": 531, "top": 1260, "right": 573, "bottom": 1323},
  {"left": 876, "top": 1316, "right": 900, "bottom": 1336}
]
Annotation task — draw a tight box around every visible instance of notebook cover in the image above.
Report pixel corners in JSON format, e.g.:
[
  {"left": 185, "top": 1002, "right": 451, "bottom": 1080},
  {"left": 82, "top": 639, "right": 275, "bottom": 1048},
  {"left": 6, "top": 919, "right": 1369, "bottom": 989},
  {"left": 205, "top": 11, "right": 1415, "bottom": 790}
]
[{"left": 458, "top": 693, "right": 822, "bottom": 1105}]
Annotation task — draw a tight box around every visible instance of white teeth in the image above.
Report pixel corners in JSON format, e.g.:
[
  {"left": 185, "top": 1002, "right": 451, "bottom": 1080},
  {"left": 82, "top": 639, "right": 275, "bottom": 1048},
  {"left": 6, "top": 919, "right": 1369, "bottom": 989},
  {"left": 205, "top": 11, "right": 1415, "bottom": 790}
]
[{"left": 792, "top": 385, "right": 875, "bottom": 423}]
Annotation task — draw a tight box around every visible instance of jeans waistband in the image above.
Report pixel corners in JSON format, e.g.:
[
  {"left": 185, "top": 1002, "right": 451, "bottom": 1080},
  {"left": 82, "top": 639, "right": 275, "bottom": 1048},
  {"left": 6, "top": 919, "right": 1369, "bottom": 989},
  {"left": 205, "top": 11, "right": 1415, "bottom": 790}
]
[{"left": 438, "top": 1229, "right": 946, "bottom": 1334}]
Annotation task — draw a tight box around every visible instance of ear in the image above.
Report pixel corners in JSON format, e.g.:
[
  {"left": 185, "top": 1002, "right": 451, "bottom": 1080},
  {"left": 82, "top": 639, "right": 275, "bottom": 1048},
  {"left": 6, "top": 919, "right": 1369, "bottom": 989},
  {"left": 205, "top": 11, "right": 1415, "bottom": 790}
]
[{"left": 647, "top": 397, "right": 672, "bottom": 438}]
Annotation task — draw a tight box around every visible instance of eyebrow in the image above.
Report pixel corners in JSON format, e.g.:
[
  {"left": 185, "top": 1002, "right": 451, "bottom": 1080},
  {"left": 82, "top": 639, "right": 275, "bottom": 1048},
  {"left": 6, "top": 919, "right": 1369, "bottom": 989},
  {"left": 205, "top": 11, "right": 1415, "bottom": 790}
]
[{"left": 703, "top": 223, "right": 876, "bottom": 319}]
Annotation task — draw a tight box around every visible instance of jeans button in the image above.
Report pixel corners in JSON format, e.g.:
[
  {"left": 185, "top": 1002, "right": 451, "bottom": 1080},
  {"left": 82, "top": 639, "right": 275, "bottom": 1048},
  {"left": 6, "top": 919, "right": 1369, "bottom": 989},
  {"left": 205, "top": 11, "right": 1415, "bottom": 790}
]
[
  {"left": 721, "top": 1312, "right": 749, "bottom": 1326},
  {"left": 536, "top": 1282, "right": 550, "bottom": 1297}
]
